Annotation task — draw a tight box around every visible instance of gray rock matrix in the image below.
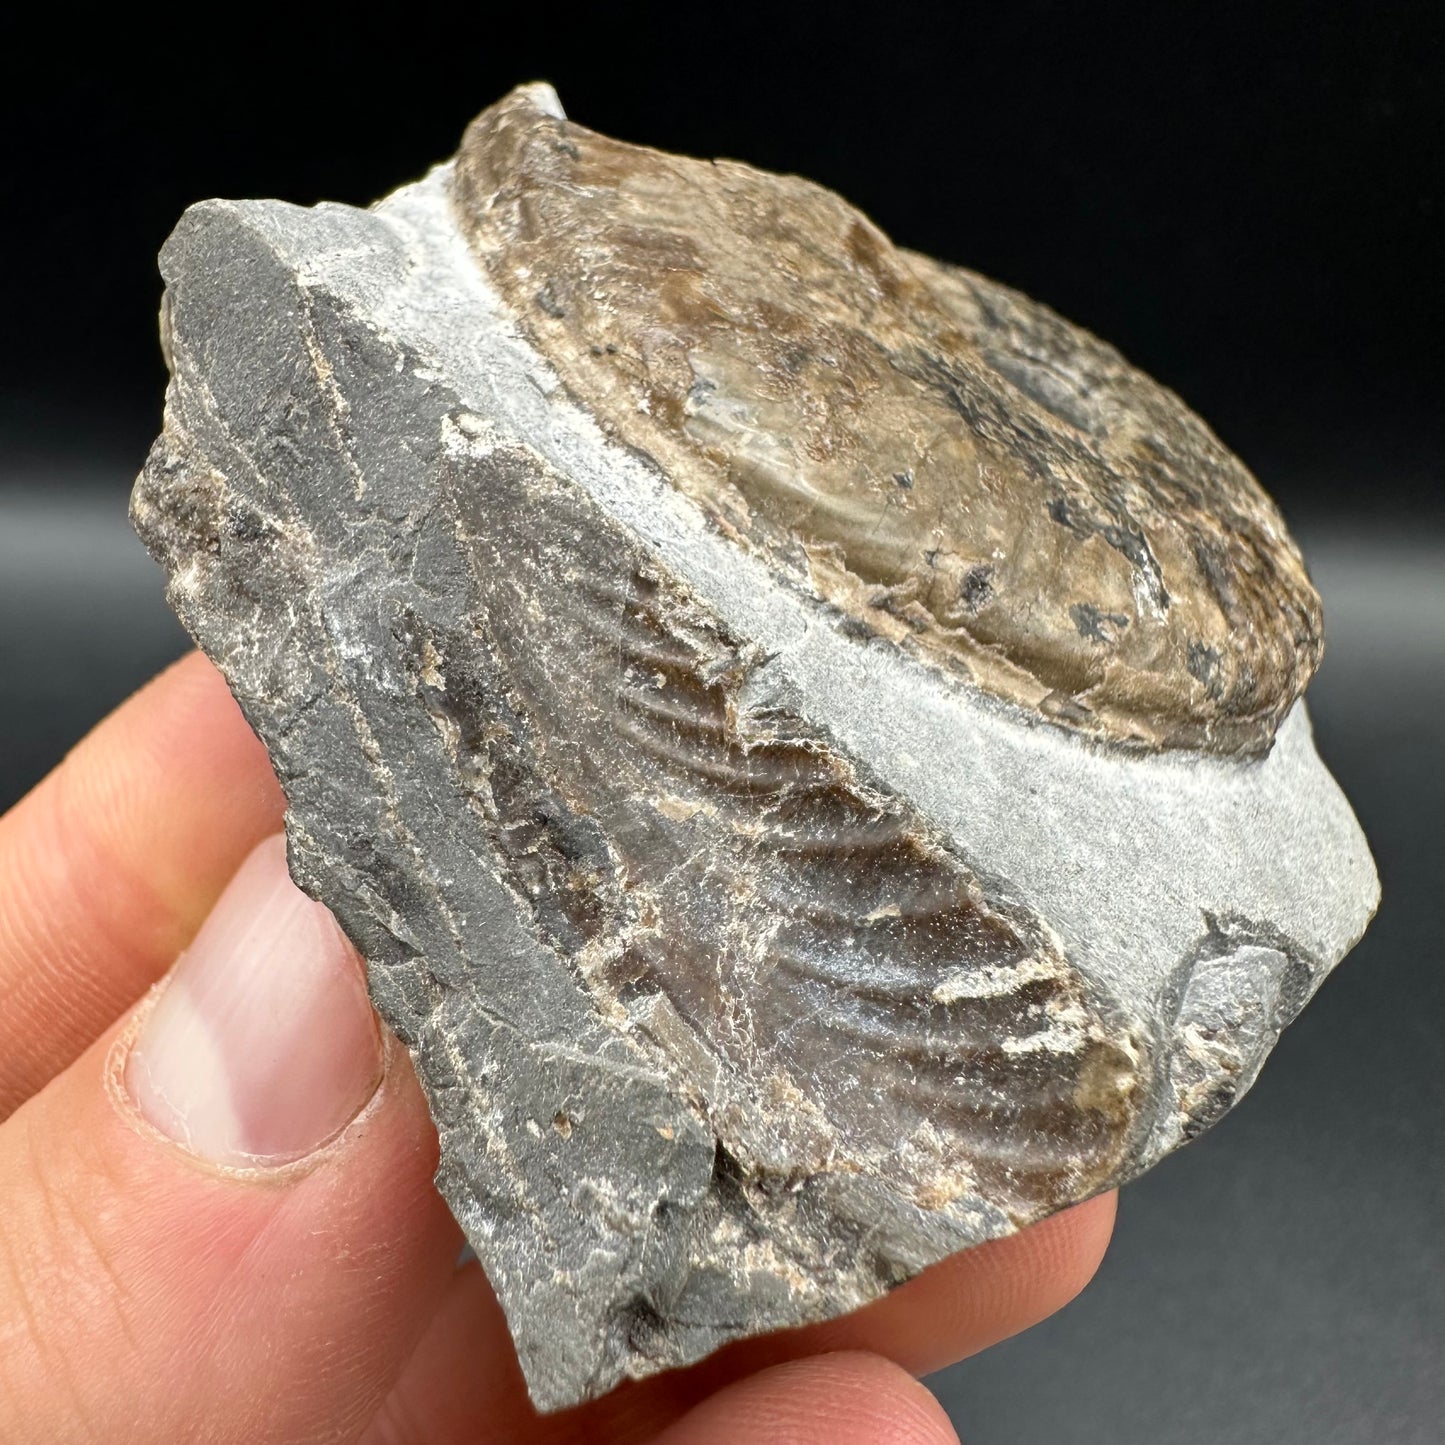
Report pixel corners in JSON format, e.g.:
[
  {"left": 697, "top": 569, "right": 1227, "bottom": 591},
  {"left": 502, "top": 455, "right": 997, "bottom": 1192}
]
[{"left": 132, "top": 85, "right": 1378, "bottom": 1410}]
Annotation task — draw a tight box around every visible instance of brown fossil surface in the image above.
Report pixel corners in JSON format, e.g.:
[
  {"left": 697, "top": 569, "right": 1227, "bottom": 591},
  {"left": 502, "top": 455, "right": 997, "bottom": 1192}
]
[{"left": 455, "top": 86, "right": 1322, "bottom": 757}]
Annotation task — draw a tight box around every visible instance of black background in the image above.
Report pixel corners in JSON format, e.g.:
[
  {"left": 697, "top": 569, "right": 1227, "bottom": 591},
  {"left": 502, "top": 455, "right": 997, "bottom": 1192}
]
[
  {"left": 3, "top": 1, "right": 1442, "bottom": 515},
  {"left": 1, "top": 5, "right": 1441, "bottom": 1443}
]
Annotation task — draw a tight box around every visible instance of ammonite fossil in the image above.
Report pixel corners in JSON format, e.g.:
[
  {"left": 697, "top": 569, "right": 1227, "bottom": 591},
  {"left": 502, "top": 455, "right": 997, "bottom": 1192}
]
[{"left": 132, "top": 83, "right": 1377, "bottom": 1409}]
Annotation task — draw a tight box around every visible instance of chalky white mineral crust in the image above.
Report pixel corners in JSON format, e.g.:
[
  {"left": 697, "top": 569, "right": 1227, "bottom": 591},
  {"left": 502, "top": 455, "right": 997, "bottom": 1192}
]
[{"left": 132, "top": 84, "right": 1378, "bottom": 1410}]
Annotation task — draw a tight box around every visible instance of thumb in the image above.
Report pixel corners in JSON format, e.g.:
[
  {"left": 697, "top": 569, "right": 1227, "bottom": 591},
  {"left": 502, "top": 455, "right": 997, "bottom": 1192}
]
[{"left": 0, "top": 835, "right": 462, "bottom": 1444}]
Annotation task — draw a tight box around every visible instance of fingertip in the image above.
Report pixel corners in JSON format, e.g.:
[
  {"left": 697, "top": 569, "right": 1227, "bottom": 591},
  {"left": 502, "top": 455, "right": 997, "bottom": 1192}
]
[
  {"left": 100, "top": 653, "right": 285, "bottom": 849},
  {"left": 750, "top": 1190, "right": 1117, "bottom": 1382},
  {"left": 912, "top": 1191, "right": 1118, "bottom": 1359},
  {"left": 41, "top": 650, "right": 284, "bottom": 951},
  {"left": 653, "top": 1352, "right": 959, "bottom": 1445},
  {"left": 1028, "top": 1189, "right": 1117, "bottom": 1313}
]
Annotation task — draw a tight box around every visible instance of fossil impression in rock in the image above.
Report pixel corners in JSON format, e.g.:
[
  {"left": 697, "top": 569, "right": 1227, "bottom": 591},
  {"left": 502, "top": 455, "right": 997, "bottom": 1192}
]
[{"left": 132, "top": 83, "right": 1379, "bottom": 1409}]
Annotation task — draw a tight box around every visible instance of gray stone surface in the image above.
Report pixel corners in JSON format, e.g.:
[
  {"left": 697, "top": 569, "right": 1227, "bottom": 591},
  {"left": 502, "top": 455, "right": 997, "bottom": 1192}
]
[{"left": 131, "top": 87, "right": 1378, "bottom": 1410}]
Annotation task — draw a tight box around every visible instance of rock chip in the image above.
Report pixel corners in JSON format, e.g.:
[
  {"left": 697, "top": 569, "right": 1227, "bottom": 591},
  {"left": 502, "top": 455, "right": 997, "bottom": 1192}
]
[{"left": 132, "top": 82, "right": 1378, "bottom": 1410}]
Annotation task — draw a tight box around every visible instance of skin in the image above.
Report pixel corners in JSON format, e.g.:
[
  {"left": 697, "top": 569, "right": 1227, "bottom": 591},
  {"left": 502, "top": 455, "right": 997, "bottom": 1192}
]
[{"left": 0, "top": 652, "right": 1116, "bottom": 1444}]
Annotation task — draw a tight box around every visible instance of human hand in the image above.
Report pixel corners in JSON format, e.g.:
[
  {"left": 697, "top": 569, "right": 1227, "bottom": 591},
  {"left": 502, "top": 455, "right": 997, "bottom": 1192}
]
[{"left": 0, "top": 653, "right": 1115, "bottom": 1444}]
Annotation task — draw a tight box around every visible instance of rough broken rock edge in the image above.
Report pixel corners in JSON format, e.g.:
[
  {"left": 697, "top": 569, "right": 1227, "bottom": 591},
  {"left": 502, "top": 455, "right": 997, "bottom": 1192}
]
[{"left": 131, "top": 95, "right": 1379, "bottom": 1412}]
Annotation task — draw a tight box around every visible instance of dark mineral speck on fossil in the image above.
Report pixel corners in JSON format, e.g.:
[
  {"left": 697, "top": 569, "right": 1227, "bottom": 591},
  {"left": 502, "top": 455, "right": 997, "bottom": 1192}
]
[{"left": 131, "top": 82, "right": 1377, "bottom": 1409}]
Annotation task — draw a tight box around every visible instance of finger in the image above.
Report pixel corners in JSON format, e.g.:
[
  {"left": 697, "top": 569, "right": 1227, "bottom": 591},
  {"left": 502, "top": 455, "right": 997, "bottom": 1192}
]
[
  {"left": 0, "top": 835, "right": 461, "bottom": 1444},
  {"left": 0, "top": 651, "right": 284, "bottom": 1116},
  {"left": 360, "top": 1192, "right": 1114, "bottom": 1444},
  {"left": 739, "top": 1188, "right": 1118, "bottom": 1377},
  {"left": 648, "top": 1353, "right": 959, "bottom": 1445},
  {"left": 365, "top": 1277, "right": 962, "bottom": 1445}
]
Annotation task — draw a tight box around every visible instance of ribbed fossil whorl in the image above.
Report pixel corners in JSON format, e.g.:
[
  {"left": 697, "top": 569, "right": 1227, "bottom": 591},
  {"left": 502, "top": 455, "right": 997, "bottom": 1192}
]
[{"left": 453, "top": 84, "right": 1322, "bottom": 757}]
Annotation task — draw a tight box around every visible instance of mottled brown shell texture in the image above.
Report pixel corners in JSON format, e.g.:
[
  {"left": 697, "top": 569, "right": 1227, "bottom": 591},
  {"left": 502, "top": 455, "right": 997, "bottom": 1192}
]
[{"left": 454, "top": 88, "right": 1322, "bottom": 757}]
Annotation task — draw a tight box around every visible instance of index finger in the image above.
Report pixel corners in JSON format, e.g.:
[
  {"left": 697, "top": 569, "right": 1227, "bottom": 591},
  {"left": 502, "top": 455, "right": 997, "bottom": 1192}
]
[{"left": 0, "top": 652, "right": 285, "bottom": 1116}]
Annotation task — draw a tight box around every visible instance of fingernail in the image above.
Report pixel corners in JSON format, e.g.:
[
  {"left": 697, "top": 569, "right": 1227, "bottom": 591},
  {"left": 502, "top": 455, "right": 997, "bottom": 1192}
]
[{"left": 127, "top": 834, "right": 382, "bottom": 1165}]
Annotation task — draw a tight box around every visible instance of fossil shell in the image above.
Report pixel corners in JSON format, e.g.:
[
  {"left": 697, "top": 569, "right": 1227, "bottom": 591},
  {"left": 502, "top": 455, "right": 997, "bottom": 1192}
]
[
  {"left": 453, "top": 84, "right": 1323, "bottom": 758},
  {"left": 131, "top": 82, "right": 1375, "bottom": 1411}
]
